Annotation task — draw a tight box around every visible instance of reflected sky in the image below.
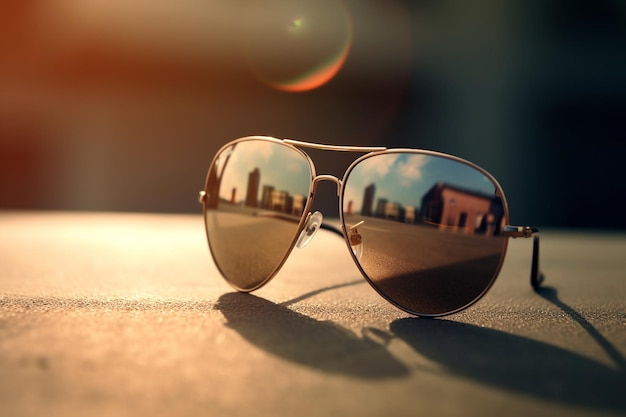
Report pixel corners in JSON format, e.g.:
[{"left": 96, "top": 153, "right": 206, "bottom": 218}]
[
  {"left": 343, "top": 153, "right": 497, "bottom": 213},
  {"left": 218, "top": 141, "right": 311, "bottom": 203}
]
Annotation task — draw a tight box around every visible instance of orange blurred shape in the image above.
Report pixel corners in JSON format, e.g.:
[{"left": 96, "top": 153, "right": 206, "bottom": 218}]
[{"left": 241, "top": 0, "right": 353, "bottom": 92}]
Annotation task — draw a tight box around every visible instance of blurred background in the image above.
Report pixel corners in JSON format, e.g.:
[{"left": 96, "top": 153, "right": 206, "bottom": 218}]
[{"left": 1, "top": 0, "right": 625, "bottom": 229}]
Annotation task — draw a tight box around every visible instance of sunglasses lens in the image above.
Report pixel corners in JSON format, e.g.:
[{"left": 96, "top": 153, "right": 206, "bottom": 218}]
[
  {"left": 342, "top": 152, "right": 508, "bottom": 316},
  {"left": 203, "top": 140, "right": 312, "bottom": 291}
]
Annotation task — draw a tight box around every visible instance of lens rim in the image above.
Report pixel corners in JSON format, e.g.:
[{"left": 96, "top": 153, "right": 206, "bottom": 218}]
[
  {"left": 339, "top": 149, "right": 511, "bottom": 317},
  {"left": 201, "top": 136, "right": 317, "bottom": 292}
]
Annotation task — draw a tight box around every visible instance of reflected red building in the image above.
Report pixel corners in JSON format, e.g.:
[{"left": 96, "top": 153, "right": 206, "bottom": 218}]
[{"left": 420, "top": 182, "right": 504, "bottom": 235}]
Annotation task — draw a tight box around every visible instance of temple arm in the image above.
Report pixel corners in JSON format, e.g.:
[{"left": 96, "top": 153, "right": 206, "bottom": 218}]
[{"left": 502, "top": 225, "right": 544, "bottom": 291}]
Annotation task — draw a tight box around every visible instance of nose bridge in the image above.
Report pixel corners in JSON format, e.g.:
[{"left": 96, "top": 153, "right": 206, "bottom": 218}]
[{"left": 312, "top": 174, "right": 342, "bottom": 197}]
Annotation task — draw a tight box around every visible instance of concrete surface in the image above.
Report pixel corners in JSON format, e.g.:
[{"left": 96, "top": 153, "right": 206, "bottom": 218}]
[{"left": 1, "top": 211, "right": 625, "bottom": 417}]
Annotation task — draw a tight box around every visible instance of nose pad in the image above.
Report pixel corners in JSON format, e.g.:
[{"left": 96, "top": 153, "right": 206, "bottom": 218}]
[
  {"left": 296, "top": 211, "right": 323, "bottom": 249},
  {"left": 349, "top": 220, "right": 364, "bottom": 260}
]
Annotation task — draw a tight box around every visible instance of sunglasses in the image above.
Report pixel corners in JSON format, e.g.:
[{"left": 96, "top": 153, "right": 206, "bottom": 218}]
[{"left": 199, "top": 136, "right": 543, "bottom": 317}]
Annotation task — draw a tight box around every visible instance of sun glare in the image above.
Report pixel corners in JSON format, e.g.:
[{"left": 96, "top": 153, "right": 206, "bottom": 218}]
[{"left": 242, "top": 0, "right": 353, "bottom": 93}]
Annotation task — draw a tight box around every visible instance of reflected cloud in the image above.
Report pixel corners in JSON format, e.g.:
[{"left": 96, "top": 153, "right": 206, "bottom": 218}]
[
  {"left": 396, "top": 154, "right": 427, "bottom": 183},
  {"left": 234, "top": 140, "right": 276, "bottom": 161},
  {"left": 358, "top": 153, "right": 399, "bottom": 178}
]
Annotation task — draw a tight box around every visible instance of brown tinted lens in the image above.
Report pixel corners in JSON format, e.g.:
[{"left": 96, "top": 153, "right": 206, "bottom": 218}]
[
  {"left": 342, "top": 152, "right": 508, "bottom": 316},
  {"left": 203, "top": 139, "right": 312, "bottom": 291}
]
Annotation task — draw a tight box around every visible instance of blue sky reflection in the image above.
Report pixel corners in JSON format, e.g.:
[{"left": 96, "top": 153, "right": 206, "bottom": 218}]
[
  {"left": 218, "top": 141, "right": 311, "bottom": 204},
  {"left": 343, "top": 153, "right": 497, "bottom": 213}
]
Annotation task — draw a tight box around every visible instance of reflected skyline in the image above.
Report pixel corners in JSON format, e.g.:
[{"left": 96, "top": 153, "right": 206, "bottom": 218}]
[
  {"left": 215, "top": 141, "right": 311, "bottom": 212},
  {"left": 344, "top": 153, "right": 504, "bottom": 235},
  {"left": 344, "top": 153, "right": 497, "bottom": 215},
  {"left": 348, "top": 180, "right": 504, "bottom": 236},
  {"left": 220, "top": 166, "right": 307, "bottom": 217}
]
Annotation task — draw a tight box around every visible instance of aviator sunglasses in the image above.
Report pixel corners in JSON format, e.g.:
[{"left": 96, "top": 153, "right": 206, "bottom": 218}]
[{"left": 199, "top": 136, "right": 543, "bottom": 317}]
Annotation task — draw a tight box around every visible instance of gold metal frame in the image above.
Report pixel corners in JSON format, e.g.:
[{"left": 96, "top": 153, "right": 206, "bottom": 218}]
[{"left": 199, "top": 136, "right": 542, "bottom": 317}]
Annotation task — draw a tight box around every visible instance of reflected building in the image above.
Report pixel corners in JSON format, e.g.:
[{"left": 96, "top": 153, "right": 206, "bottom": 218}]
[
  {"left": 246, "top": 168, "right": 260, "bottom": 207},
  {"left": 420, "top": 182, "right": 504, "bottom": 235},
  {"left": 405, "top": 205, "right": 416, "bottom": 224},
  {"left": 384, "top": 201, "right": 399, "bottom": 220},
  {"left": 261, "top": 185, "right": 275, "bottom": 209},
  {"left": 292, "top": 194, "right": 305, "bottom": 215},
  {"left": 270, "top": 190, "right": 290, "bottom": 212},
  {"left": 253, "top": 174, "right": 306, "bottom": 216},
  {"left": 361, "top": 183, "right": 375, "bottom": 216},
  {"left": 375, "top": 198, "right": 388, "bottom": 218},
  {"left": 355, "top": 180, "right": 503, "bottom": 233},
  {"left": 379, "top": 200, "right": 409, "bottom": 222},
  {"left": 346, "top": 200, "right": 353, "bottom": 215},
  {"left": 358, "top": 183, "right": 414, "bottom": 222},
  {"left": 268, "top": 189, "right": 306, "bottom": 215}
]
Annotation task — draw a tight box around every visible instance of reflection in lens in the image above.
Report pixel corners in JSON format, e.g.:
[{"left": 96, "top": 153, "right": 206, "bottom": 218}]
[
  {"left": 204, "top": 140, "right": 312, "bottom": 291},
  {"left": 342, "top": 152, "right": 508, "bottom": 316}
]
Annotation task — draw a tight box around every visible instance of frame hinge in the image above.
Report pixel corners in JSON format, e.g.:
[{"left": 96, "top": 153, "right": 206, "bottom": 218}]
[{"left": 503, "top": 225, "right": 537, "bottom": 239}]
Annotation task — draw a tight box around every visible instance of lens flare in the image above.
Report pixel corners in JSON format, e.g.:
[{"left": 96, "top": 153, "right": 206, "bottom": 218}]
[{"left": 241, "top": 0, "right": 353, "bottom": 92}]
